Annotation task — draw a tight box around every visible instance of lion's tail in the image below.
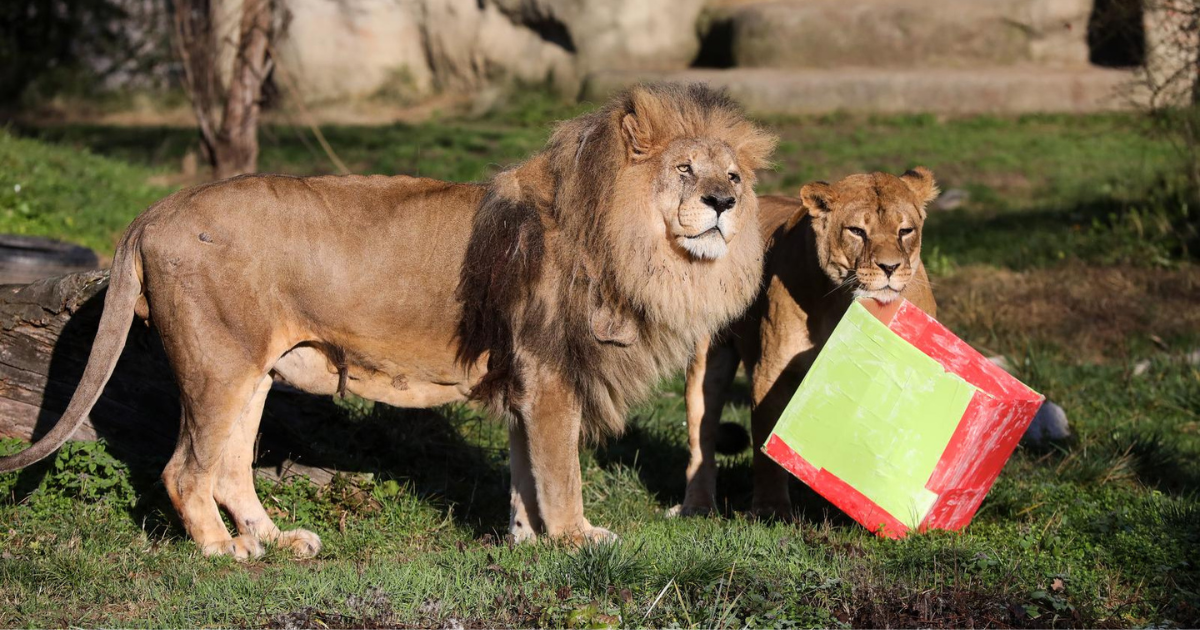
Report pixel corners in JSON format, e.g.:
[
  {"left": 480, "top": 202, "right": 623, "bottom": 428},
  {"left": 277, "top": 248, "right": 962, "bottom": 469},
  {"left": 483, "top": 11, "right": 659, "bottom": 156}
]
[{"left": 0, "top": 232, "right": 143, "bottom": 473}]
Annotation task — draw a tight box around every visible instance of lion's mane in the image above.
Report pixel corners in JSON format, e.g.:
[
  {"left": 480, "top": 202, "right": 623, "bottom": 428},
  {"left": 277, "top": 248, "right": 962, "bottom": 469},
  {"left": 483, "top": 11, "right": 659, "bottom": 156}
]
[{"left": 458, "top": 83, "right": 777, "bottom": 438}]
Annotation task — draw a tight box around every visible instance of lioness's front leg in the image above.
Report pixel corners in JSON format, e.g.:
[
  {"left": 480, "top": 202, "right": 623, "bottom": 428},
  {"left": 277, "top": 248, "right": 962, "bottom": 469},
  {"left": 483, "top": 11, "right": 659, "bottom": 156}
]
[
  {"left": 749, "top": 360, "right": 804, "bottom": 520},
  {"left": 519, "top": 367, "right": 615, "bottom": 544},
  {"left": 676, "top": 336, "right": 739, "bottom": 516}
]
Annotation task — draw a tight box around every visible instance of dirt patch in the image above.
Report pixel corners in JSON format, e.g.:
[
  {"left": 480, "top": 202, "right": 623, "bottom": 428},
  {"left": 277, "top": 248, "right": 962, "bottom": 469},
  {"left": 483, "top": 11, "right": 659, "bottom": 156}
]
[{"left": 936, "top": 263, "right": 1200, "bottom": 362}]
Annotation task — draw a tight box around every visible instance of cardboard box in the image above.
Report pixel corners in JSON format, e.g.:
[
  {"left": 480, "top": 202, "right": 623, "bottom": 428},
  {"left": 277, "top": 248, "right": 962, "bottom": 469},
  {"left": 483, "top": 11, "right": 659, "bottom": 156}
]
[{"left": 763, "top": 299, "right": 1044, "bottom": 538}]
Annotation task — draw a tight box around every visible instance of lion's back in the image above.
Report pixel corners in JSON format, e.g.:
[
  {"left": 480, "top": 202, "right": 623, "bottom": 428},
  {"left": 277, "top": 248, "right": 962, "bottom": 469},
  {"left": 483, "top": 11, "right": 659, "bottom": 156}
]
[{"left": 132, "top": 173, "right": 486, "bottom": 336}]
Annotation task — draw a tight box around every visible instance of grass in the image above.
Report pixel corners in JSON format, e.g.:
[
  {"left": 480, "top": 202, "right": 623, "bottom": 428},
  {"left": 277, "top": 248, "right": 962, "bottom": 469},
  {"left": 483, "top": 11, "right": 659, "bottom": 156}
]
[{"left": 0, "top": 93, "right": 1198, "bottom": 627}]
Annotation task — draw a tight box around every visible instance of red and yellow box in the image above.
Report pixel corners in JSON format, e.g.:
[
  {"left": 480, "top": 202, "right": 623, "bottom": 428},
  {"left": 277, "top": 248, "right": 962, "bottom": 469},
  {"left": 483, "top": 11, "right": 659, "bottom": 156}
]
[{"left": 763, "top": 299, "right": 1044, "bottom": 538}]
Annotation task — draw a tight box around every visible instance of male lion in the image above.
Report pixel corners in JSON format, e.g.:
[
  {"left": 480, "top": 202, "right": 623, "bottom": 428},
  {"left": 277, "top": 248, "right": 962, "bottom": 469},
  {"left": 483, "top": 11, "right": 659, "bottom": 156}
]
[
  {"left": 675, "top": 168, "right": 938, "bottom": 518},
  {"left": 0, "top": 84, "right": 775, "bottom": 558}
]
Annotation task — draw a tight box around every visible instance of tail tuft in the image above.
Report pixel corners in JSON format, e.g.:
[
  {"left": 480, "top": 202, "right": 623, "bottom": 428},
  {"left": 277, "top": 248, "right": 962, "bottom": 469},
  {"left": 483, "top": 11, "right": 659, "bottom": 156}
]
[{"left": 715, "top": 421, "right": 751, "bottom": 456}]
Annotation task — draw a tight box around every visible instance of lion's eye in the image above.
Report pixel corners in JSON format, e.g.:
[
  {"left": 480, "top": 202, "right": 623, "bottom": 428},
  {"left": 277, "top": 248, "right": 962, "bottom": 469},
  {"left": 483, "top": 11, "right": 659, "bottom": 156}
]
[
  {"left": 676, "top": 164, "right": 692, "bottom": 175},
  {"left": 899, "top": 227, "right": 914, "bottom": 237},
  {"left": 728, "top": 172, "right": 741, "bottom": 184},
  {"left": 847, "top": 227, "right": 867, "bottom": 239}
]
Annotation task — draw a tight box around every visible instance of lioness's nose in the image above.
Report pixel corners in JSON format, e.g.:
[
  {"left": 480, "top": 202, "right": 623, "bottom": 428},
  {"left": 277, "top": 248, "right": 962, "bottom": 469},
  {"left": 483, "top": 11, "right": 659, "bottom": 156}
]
[
  {"left": 702, "top": 194, "right": 736, "bottom": 214},
  {"left": 878, "top": 262, "right": 900, "bottom": 278}
]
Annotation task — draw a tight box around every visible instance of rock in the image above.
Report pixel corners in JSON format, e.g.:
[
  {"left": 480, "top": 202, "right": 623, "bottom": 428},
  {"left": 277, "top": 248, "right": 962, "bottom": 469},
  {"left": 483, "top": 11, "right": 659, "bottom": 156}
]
[
  {"left": 987, "top": 354, "right": 1013, "bottom": 373},
  {"left": 569, "top": 0, "right": 705, "bottom": 73},
  {"left": 712, "top": 0, "right": 1093, "bottom": 70},
  {"left": 274, "top": 0, "right": 573, "bottom": 104},
  {"left": 933, "top": 188, "right": 971, "bottom": 211},
  {"left": 274, "top": 0, "right": 434, "bottom": 103},
  {"left": 274, "top": 0, "right": 702, "bottom": 105},
  {"left": 1132, "top": 359, "right": 1152, "bottom": 376},
  {"left": 419, "top": 0, "right": 575, "bottom": 92},
  {"left": 582, "top": 66, "right": 1141, "bottom": 115},
  {"left": 1024, "top": 400, "right": 1070, "bottom": 443},
  {"left": 0, "top": 235, "right": 100, "bottom": 285}
]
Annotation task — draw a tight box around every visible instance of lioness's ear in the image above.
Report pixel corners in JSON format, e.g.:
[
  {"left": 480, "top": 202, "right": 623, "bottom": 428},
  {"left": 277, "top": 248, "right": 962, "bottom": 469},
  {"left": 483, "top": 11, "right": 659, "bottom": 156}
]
[
  {"left": 799, "top": 181, "right": 835, "bottom": 219},
  {"left": 900, "top": 166, "right": 939, "bottom": 211},
  {"left": 621, "top": 112, "right": 655, "bottom": 161}
]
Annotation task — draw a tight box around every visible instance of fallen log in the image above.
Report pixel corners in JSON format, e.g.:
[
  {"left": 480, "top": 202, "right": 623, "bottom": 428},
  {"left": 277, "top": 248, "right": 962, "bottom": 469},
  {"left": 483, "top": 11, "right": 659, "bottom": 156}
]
[
  {"left": 0, "top": 270, "right": 348, "bottom": 483},
  {"left": 0, "top": 271, "right": 510, "bottom": 505}
]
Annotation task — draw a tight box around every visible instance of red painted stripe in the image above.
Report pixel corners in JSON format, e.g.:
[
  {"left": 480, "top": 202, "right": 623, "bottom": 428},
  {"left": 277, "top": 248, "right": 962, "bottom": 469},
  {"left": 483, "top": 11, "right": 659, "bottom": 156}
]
[
  {"left": 923, "top": 395, "right": 1044, "bottom": 530},
  {"left": 764, "top": 434, "right": 817, "bottom": 485},
  {"left": 886, "top": 300, "right": 1041, "bottom": 403},
  {"left": 812, "top": 468, "right": 910, "bottom": 539},
  {"left": 764, "top": 434, "right": 910, "bottom": 538}
]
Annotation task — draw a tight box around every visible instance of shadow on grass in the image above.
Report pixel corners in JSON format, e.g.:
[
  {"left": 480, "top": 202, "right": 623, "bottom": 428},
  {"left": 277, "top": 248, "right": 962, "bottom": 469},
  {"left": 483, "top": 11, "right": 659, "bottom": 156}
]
[
  {"left": 924, "top": 192, "right": 1197, "bottom": 270},
  {"left": 593, "top": 413, "right": 855, "bottom": 528},
  {"left": 10, "top": 280, "right": 509, "bottom": 538}
]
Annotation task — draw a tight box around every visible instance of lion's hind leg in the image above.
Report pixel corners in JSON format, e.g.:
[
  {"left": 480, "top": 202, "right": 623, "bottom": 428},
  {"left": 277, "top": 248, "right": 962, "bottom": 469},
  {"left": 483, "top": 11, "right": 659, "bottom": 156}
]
[
  {"left": 162, "top": 366, "right": 272, "bottom": 560},
  {"left": 213, "top": 373, "right": 321, "bottom": 558}
]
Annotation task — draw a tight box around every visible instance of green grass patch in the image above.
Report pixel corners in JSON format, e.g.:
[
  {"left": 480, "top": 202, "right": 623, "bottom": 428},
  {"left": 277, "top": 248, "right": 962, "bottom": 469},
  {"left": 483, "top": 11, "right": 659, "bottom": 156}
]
[
  {"left": 1, "top": 351, "right": 1197, "bottom": 627},
  {"left": 0, "top": 129, "right": 172, "bottom": 253},
  {"left": 1, "top": 105, "right": 1198, "bottom": 627}
]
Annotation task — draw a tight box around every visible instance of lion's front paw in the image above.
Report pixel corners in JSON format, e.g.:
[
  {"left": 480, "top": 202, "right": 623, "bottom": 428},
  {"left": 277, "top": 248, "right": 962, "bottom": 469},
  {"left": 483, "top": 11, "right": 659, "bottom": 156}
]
[
  {"left": 276, "top": 528, "right": 322, "bottom": 558},
  {"left": 201, "top": 535, "right": 265, "bottom": 560},
  {"left": 511, "top": 528, "right": 537, "bottom": 544},
  {"left": 666, "top": 503, "right": 714, "bottom": 518},
  {"left": 566, "top": 526, "right": 618, "bottom": 546}
]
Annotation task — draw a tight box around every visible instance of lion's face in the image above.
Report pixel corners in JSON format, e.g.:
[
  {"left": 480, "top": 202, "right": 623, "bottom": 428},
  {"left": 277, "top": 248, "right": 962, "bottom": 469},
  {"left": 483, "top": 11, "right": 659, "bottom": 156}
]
[
  {"left": 802, "top": 168, "right": 939, "bottom": 303},
  {"left": 652, "top": 138, "right": 748, "bottom": 261}
]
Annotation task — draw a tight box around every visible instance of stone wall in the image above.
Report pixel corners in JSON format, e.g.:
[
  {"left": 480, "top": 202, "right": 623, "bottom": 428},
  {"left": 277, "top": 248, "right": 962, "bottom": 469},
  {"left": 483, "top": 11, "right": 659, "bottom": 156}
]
[{"left": 272, "top": 0, "right": 706, "bottom": 103}]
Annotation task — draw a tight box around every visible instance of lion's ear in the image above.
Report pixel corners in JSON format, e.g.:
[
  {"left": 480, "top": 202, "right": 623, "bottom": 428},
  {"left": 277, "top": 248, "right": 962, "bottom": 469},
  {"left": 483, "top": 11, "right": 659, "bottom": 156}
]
[
  {"left": 621, "top": 112, "right": 655, "bottom": 161},
  {"left": 589, "top": 281, "right": 638, "bottom": 346},
  {"left": 900, "top": 166, "right": 939, "bottom": 212},
  {"left": 799, "top": 181, "right": 835, "bottom": 219},
  {"left": 733, "top": 124, "right": 778, "bottom": 173},
  {"left": 591, "top": 303, "right": 639, "bottom": 346}
]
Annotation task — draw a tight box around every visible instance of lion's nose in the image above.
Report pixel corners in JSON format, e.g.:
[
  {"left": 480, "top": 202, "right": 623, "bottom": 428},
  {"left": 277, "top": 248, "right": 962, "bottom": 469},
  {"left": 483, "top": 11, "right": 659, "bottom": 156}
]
[
  {"left": 701, "top": 194, "right": 736, "bottom": 214},
  {"left": 877, "top": 262, "right": 900, "bottom": 278}
]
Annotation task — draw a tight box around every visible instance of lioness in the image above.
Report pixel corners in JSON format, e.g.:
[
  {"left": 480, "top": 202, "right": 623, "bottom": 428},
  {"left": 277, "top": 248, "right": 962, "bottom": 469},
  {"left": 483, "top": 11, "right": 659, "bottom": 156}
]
[
  {"left": 0, "top": 84, "right": 776, "bottom": 558},
  {"left": 677, "top": 168, "right": 938, "bottom": 518}
]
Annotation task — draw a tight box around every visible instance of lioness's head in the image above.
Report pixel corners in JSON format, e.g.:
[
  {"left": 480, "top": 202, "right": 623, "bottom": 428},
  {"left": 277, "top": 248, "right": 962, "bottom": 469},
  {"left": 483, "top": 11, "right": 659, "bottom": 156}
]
[{"left": 800, "top": 168, "right": 938, "bottom": 303}]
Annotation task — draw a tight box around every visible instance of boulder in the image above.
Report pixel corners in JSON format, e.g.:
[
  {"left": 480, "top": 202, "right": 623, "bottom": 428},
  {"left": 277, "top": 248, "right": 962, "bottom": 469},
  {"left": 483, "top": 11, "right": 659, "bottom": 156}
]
[
  {"left": 583, "top": 66, "right": 1141, "bottom": 115},
  {"left": 273, "top": 0, "right": 705, "bottom": 104},
  {"left": 418, "top": 0, "right": 574, "bottom": 92},
  {"left": 273, "top": 0, "right": 434, "bottom": 103},
  {"left": 492, "top": 0, "right": 707, "bottom": 74},
  {"left": 710, "top": 0, "right": 1093, "bottom": 70}
]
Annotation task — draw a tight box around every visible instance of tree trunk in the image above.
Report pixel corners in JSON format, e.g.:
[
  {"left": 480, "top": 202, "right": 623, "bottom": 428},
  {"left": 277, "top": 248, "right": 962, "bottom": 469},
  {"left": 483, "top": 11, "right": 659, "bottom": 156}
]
[
  {"left": 210, "top": 0, "right": 271, "bottom": 180},
  {"left": 172, "top": 0, "right": 274, "bottom": 181}
]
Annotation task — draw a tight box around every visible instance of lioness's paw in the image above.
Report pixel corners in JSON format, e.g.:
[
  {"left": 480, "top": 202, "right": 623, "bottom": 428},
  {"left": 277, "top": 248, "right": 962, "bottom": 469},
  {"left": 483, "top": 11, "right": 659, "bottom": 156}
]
[
  {"left": 750, "top": 502, "right": 793, "bottom": 522},
  {"left": 666, "top": 504, "right": 714, "bottom": 518},
  {"left": 201, "top": 535, "right": 265, "bottom": 560},
  {"left": 276, "top": 528, "right": 322, "bottom": 558}
]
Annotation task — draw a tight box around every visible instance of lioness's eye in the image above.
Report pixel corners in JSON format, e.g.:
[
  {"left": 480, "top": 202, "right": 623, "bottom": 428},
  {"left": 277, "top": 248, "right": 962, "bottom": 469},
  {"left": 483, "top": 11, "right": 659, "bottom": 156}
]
[
  {"left": 728, "top": 172, "right": 741, "bottom": 184},
  {"left": 847, "top": 227, "right": 867, "bottom": 238},
  {"left": 676, "top": 164, "right": 692, "bottom": 174},
  {"left": 899, "top": 228, "right": 914, "bottom": 237}
]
